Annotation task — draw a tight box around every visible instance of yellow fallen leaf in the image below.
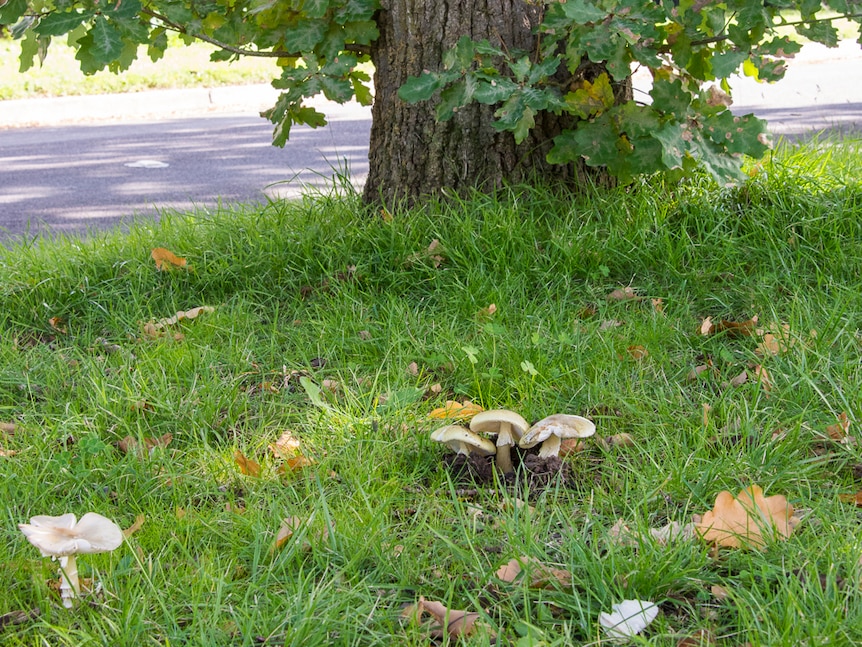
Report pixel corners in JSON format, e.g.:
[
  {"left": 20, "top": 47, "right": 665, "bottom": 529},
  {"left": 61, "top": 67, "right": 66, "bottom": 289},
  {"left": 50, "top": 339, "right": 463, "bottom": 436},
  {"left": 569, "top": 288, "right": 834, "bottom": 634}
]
[
  {"left": 826, "top": 412, "right": 851, "bottom": 441},
  {"left": 695, "top": 484, "right": 799, "bottom": 549},
  {"left": 234, "top": 450, "right": 261, "bottom": 477},
  {"left": 428, "top": 400, "right": 484, "bottom": 420},
  {"left": 151, "top": 247, "right": 187, "bottom": 270},
  {"left": 123, "top": 514, "right": 145, "bottom": 538}
]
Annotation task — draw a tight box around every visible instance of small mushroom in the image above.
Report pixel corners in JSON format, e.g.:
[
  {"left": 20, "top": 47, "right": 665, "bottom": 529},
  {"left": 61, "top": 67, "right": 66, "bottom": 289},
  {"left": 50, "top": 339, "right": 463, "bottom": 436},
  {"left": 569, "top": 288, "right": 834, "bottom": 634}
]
[
  {"left": 469, "top": 409, "right": 529, "bottom": 474},
  {"left": 430, "top": 425, "right": 496, "bottom": 458},
  {"left": 19, "top": 512, "right": 124, "bottom": 608},
  {"left": 519, "top": 414, "right": 596, "bottom": 458}
]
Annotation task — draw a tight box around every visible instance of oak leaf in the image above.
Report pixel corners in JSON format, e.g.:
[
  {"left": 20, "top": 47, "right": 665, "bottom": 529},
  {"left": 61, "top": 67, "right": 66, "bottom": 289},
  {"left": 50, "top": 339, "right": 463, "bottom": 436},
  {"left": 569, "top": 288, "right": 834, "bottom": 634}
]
[
  {"left": 695, "top": 485, "right": 799, "bottom": 549},
  {"left": 269, "top": 430, "right": 301, "bottom": 459}
]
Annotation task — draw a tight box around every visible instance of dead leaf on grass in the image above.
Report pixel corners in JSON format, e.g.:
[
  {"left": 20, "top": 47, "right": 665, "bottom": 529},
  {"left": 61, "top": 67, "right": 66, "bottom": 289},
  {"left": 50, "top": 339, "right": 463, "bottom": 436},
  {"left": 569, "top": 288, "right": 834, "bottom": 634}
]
[
  {"left": 118, "top": 433, "right": 173, "bottom": 457},
  {"left": 1, "top": 422, "right": 16, "bottom": 435},
  {"left": 123, "top": 514, "right": 146, "bottom": 538},
  {"left": 234, "top": 450, "right": 261, "bottom": 477},
  {"left": 401, "top": 596, "right": 492, "bottom": 639},
  {"left": 838, "top": 491, "right": 862, "bottom": 507},
  {"left": 826, "top": 412, "right": 851, "bottom": 442},
  {"left": 476, "top": 303, "right": 497, "bottom": 319},
  {"left": 272, "top": 516, "right": 304, "bottom": 552},
  {"left": 151, "top": 247, "right": 187, "bottom": 270},
  {"left": 428, "top": 400, "right": 484, "bottom": 420},
  {"left": 627, "top": 345, "right": 648, "bottom": 360},
  {"left": 269, "top": 430, "right": 302, "bottom": 459},
  {"left": 0, "top": 447, "right": 18, "bottom": 457},
  {"left": 695, "top": 484, "right": 799, "bottom": 549},
  {"left": 606, "top": 286, "right": 640, "bottom": 301},
  {"left": 495, "top": 556, "right": 572, "bottom": 590},
  {"left": 48, "top": 317, "right": 67, "bottom": 334}
]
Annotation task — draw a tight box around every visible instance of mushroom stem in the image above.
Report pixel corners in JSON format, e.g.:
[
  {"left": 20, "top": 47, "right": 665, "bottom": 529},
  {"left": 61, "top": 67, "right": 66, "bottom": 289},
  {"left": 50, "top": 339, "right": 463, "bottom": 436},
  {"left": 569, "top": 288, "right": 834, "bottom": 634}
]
[
  {"left": 494, "top": 422, "right": 514, "bottom": 473},
  {"left": 58, "top": 555, "right": 79, "bottom": 609},
  {"left": 537, "top": 434, "right": 562, "bottom": 459}
]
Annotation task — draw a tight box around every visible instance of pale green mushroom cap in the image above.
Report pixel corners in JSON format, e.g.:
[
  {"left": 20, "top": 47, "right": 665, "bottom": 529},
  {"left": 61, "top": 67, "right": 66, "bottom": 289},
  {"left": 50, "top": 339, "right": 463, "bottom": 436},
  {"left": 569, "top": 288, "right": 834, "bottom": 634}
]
[
  {"left": 519, "top": 414, "right": 596, "bottom": 458},
  {"left": 431, "top": 424, "right": 497, "bottom": 457}
]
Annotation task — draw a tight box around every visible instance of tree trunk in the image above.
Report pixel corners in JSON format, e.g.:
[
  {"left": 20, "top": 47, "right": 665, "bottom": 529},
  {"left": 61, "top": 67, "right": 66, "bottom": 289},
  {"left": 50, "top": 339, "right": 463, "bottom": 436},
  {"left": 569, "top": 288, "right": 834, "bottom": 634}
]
[{"left": 363, "top": 0, "right": 631, "bottom": 206}]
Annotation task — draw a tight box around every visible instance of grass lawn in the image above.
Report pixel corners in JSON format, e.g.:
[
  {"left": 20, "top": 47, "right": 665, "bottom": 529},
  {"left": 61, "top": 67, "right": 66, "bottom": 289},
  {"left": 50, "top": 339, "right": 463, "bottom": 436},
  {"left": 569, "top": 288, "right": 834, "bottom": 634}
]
[
  {"left": 1, "top": 141, "right": 861, "bottom": 645},
  {"left": 0, "top": 37, "right": 280, "bottom": 100}
]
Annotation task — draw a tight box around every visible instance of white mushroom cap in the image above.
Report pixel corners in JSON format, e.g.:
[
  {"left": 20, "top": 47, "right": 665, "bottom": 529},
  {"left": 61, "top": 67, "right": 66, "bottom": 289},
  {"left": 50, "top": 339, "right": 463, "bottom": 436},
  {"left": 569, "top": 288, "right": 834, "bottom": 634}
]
[
  {"left": 519, "top": 414, "right": 596, "bottom": 458},
  {"left": 469, "top": 409, "right": 529, "bottom": 473},
  {"left": 470, "top": 409, "right": 529, "bottom": 445},
  {"left": 19, "top": 512, "right": 124, "bottom": 557},
  {"left": 430, "top": 425, "right": 496, "bottom": 457}
]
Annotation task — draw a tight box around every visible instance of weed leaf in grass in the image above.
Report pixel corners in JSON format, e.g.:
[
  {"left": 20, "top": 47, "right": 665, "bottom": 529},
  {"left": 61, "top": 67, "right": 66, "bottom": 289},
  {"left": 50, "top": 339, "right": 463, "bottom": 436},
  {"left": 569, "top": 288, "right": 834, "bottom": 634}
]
[
  {"left": 695, "top": 484, "right": 799, "bottom": 549},
  {"left": 299, "top": 377, "right": 332, "bottom": 410},
  {"left": 151, "top": 247, "right": 187, "bottom": 270}
]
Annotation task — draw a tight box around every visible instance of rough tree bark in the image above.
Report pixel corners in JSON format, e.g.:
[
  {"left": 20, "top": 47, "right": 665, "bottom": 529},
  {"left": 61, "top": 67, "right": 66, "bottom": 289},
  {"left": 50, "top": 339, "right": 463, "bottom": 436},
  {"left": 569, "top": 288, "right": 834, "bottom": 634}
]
[{"left": 363, "top": 0, "right": 632, "bottom": 206}]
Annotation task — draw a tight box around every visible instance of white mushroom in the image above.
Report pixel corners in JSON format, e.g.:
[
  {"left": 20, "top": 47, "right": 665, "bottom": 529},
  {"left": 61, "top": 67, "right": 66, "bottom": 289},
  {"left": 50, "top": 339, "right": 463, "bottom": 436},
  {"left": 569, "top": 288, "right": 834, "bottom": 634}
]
[
  {"left": 469, "top": 409, "right": 529, "bottom": 474},
  {"left": 19, "top": 512, "right": 124, "bottom": 608},
  {"left": 519, "top": 414, "right": 596, "bottom": 458},
  {"left": 430, "top": 425, "right": 496, "bottom": 458}
]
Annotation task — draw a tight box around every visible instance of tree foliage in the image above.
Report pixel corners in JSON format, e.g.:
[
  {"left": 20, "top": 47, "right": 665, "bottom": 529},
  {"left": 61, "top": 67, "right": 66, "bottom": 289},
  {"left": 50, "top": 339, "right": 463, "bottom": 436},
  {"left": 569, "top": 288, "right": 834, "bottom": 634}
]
[{"left": 2, "top": 0, "right": 860, "bottom": 186}]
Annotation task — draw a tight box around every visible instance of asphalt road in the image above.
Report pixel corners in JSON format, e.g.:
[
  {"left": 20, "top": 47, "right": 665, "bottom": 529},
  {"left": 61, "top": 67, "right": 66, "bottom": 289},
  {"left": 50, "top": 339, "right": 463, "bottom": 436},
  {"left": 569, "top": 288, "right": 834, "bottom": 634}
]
[
  {"left": 0, "top": 110, "right": 371, "bottom": 240},
  {"left": 0, "top": 41, "right": 860, "bottom": 243}
]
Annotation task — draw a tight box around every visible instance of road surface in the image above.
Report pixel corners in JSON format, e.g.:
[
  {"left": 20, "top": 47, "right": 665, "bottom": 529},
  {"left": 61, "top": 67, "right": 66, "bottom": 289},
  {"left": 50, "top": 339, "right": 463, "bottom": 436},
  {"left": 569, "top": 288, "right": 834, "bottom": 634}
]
[{"left": 1, "top": 41, "right": 860, "bottom": 242}]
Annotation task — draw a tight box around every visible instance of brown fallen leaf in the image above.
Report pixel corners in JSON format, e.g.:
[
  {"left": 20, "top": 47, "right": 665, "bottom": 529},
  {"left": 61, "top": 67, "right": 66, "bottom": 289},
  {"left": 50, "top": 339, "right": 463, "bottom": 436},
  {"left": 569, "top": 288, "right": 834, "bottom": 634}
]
[
  {"left": 710, "top": 584, "right": 730, "bottom": 600},
  {"left": 607, "top": 286, "right": 640, "bottom": 301},
  {"left": 234, "top": 450, "right": 261, "bottom": 477},
  {"left": 48, "top": 317, "right": 67, "bottom": 334},
  {"left": 826, "top": 412, "right": 851, "bottom": 441},
  {"left": 494, "top": 556, "right": 571, "bottom": 589},
  {"left": 272, "top": 516, "right": 304, "bottom": 552},
  {"left": 698, "top": 317, "right": 714, "bottom": 335},
  {"left": 477, "top": 303, "right": 497, "bottom": 319},
  {"left": 838, "top": 492, "right": 862, "bottom": 507},
  {"left": 118, "top": 433, "right": 173, "bottom": 457},
  {"left": 269, "top": 430, "right": 302, "bottom": 459},
  {"left": 713, "top": 316, "right": 759, "bottom": 337},
  {"left": 627, "top": 345, "right": 648, "bottom": 360},
  {"left": 695, "top": 484, "right": 799, "bottom": 549},
  {"left": 401, "top": 596, "right": 491, "bottom": 639},
  {"left": 123, "top": 514, "right": 146, "bottom": 538},
  {"left": 0, "top": 422, "right": 16, "bottom": 435},
  {"left": 0, "top": 447, "right": 18, "bottom": 457},
  {"left": 0, "top": 608, "right": 40, "bottom": 628},
  {"left": 151, "top": 247, "right": 187, "bottom": 270},
  {"left": 428, "top": 400, "right": 484, "bottom": 420},
  {"left": 651, "top": 298, "right": 664, "bottom": 314}
]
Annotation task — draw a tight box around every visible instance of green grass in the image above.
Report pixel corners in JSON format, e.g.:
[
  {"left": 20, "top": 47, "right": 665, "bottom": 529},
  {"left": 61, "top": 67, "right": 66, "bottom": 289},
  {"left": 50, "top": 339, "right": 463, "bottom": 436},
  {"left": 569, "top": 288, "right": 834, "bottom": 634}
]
[
  {"left": 0, "top": 37, "right": 280, "bottom": 100},
  {"left": 1, "top": 141, "right": 861, "bottom": 646}
]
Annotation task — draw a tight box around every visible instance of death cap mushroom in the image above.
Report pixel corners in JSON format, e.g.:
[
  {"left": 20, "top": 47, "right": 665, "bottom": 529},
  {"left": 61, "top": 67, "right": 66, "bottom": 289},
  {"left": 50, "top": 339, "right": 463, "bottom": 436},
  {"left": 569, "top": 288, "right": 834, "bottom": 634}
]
[
  {"left": 519, "top": 414, "right": 596, "bottom": 458},
  {"left": 469, "top": 409, "right": 528, "bottom": 473}
]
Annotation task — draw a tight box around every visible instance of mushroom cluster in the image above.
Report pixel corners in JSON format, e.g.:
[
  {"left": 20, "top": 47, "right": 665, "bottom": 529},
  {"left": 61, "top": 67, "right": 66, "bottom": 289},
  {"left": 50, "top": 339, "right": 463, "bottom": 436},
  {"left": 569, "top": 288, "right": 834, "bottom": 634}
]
[
  {"left": 431, "top": 408, "right": 595, "bottom": 478},
  {"left": 19, "top": 512, "right": 124, "bottom": 608}
]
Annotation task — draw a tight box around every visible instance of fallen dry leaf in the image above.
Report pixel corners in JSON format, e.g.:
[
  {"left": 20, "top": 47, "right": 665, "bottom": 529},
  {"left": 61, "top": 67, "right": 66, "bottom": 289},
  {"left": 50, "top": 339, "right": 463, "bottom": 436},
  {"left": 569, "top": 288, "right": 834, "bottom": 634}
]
[
  {"left": 282, "top": 455, "right": 315, "bottom": 472},
  {"left": 651, "top": 298, "right": 664, "bottom": 314},
  {"left": 269, "top": 430, "right": 301, "bottom": 459},
  {"left": 428, "top": 400, "right": 484, "bottom": 420},
  {"left": 234, "top": 450, "right": 261, "bottom": 477},
  {"left": 0, "top": 447, "right": 18, "bottom": 457},
  {"left": 477, "top": 303, "right": 497, "bottom": 319},
  {"left": 123, "top": 514, "right": 145, "bottom": 538},
  {"left": 677, "top": 628, "right": 717, "bottom": 647},
  {"left": 599, "top": 319, "right": 625, "bottom": 331},
  {"left": 627, "top": 345, "right": 649, "bottom": 360},
  {"left": 0, "top": 422, "right": 16, "bottom": 435},
  {"left": 710, "top": 584, "right": 730, "bottom": 600},
  {"left": 838, "top": 492, "right": 862, "bottom": 507},
  {"left": 48, "top": 317, "right": 67, "bottom": 334},
  {"left": 826, "top": 412, "right": 851, "bottom": 441},
  {"left": 713, "top": 317, "right": 759, "bottom": 337},
  {"left": 401, "top": 597, "right": 491, "bottom": 639},
  {"left": 695, "top": 484, "right": 799, "bottom": 549},
  {"left": 494, "top": 556, "right": 572, "bottom": 589},
  {"left": 606, "top": 286, "right": 640, "bottom": 301},
  {"left": 142, "top": 306, "right": 215, "bottom": 338},
  {"left": 118, "top": 433, "right": 173, "bottom": 457},
  {"left": 151, "top": 247, "right": 187, "bottom": 270},
  {"left": 698, "top": 317, "right": 714, "bottom": 336},
  {"left": 272, "top": 516, "right": 304, "bottom": 552},
  {"left": 406, "top": 361, "right": 419, "bottom": 377}
]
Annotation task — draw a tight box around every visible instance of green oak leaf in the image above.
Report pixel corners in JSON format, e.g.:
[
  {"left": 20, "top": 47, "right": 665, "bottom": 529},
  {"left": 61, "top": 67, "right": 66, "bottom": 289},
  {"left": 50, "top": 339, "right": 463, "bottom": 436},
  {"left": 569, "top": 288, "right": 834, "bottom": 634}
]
[
  {"left": 35, "top": 10, "right": 92, "bottom": 37},
  {"left": 398, "top": 72, "right": 442, "bottom": 102}
]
